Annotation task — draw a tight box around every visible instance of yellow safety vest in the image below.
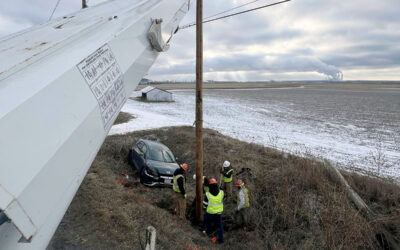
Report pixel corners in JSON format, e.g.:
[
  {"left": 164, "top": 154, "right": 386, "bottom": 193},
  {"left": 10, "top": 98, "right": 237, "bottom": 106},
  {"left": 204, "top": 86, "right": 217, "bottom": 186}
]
[
  {"left": 173, "top": 174, "right": 185, "bottom": 193},
  {"left": 223, "top": 169, "right": 234, "bottom": 183},
  {"left": 237, "top": 187, "right": 250, "bottom": 208},
  {"left": 206, "top": 190, "right": 224, "bottom": 214}
]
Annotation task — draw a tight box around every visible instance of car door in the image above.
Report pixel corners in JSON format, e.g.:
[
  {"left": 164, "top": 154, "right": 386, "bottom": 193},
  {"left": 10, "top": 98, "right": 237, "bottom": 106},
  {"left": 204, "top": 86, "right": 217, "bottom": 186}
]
[{"left": 132, "top": 141, "right": 146, "bottom": 171}]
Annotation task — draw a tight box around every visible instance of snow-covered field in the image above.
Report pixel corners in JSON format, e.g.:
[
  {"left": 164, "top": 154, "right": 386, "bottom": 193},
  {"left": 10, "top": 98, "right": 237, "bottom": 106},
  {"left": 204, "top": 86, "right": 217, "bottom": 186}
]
[{"left": 110, "top": 87, "right": 400, "bottom": 181}]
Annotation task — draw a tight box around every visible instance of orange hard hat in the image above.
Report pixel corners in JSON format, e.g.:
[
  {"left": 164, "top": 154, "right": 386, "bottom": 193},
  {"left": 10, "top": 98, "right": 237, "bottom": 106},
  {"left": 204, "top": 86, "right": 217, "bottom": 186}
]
[
  {"left": 180, "top": 163, "right": 188, "bottom": 171},
  {"left": 235, "top": 179, "right": 244, "bottom": 187},
  {"left": 209, "top": 178, "right": 217, "bottom": 184}
]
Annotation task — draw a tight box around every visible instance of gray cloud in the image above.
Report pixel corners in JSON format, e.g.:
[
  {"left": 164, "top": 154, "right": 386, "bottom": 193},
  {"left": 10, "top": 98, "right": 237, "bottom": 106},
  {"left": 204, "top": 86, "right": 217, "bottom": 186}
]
[
  {"left": 150, "top": 0, "right": 400, "bottom": 80},
  {"left": 1, "top": 0, "right": 399, "bottom": 80}
]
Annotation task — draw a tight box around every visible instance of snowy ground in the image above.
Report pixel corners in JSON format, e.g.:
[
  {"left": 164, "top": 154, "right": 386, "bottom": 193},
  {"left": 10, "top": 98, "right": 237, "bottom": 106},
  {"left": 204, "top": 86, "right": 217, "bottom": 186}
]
[{"left": 110, "top": 88, "right": 400, "bottom": 181}]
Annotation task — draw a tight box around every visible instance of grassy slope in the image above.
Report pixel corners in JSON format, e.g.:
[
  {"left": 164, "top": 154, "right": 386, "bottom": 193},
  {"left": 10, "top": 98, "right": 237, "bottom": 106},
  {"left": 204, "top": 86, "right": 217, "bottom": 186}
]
[
  {"left": 113, "top": 111, "right": 135, "bottom": 125},
  {"left": 48, "top": 126, "right": 400, "bottom": 249}
]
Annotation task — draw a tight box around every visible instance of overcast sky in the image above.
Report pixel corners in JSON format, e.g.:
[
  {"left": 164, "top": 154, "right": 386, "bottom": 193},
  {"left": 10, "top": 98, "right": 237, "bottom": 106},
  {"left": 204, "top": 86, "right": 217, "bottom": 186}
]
[{"left": 1, "top": 0, "right": 399, "bottom": 81}]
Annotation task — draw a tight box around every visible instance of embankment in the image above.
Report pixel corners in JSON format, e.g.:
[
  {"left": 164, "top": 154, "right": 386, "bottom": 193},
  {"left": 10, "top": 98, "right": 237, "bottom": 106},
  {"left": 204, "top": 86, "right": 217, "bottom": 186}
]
[{"left": 48, "top": 126, "right": 400, "bottom": 249}]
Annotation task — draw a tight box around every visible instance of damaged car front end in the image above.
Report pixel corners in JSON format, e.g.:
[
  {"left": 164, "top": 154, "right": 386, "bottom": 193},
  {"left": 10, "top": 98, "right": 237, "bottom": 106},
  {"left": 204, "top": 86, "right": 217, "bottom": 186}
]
[{"left": 129, "top": 139, "right": 179, "bottom": 186}]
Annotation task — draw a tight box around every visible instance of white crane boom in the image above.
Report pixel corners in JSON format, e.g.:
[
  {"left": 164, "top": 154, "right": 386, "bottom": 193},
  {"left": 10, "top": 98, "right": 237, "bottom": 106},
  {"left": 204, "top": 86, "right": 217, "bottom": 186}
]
[{"left": 0, "top": 0, "right": 190, "bottom": 248}]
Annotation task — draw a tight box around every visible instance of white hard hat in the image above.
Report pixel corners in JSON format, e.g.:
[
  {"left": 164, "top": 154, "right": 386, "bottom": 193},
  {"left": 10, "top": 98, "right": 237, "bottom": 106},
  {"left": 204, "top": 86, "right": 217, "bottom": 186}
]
[
  {"left": 223, "top": 161, "right": 230, "bottom": 168},
  {"left": 193, "top": 174, "right": 196, "bottom": 180}
]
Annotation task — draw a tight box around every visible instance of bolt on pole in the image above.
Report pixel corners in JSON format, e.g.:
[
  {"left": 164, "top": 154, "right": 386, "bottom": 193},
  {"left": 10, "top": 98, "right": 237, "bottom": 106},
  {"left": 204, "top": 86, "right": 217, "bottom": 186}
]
[{"left": 195, "top": 0, "right": 204, "bottom": 223}]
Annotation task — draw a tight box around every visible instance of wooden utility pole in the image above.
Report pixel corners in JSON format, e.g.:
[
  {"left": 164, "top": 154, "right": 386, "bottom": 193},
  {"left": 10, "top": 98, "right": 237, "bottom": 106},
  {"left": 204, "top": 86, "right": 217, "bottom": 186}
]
[
  {"left": 82, "top": 0, "right": 88, "bottom": 9},
  {"left": 195, "top": 0, "right": 204, "bottom": 223}
]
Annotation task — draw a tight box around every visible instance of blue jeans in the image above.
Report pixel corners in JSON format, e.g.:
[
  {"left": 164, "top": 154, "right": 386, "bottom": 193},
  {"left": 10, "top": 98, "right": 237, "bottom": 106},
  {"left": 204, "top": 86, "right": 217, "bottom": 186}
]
[{"left": 205, "top": 213, "right": 224, "bottom": 243}]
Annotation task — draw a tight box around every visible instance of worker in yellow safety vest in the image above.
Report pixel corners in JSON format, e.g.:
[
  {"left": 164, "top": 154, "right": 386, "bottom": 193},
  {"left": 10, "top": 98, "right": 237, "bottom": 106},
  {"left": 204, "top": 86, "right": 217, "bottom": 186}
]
[
  {"left": 220, "top": 160, "right": 234, "bottom": 197},
  {"left": 173, "top": 163, "right": 188, "bottom": 219},
  {"left": 204, "top": 178, "right": 224, "bottom": 243},
  {"left": 235, "top": 179, "right": 250, "bottom": 231}
]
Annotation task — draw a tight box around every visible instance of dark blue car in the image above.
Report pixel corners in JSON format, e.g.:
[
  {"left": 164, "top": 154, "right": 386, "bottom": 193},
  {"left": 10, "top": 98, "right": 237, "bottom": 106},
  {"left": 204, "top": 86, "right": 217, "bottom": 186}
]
[{"left": 128, "top": 139, "right": 180, "bottom": 186}]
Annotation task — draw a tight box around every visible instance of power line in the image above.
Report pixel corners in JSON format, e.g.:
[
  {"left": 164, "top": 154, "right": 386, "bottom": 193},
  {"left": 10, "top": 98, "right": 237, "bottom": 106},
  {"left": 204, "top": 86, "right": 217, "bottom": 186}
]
[
  {"left": 184, "top": 0, "right": 267, "bottom": 28},
  {"left": 205, "top": 0, "right": 265, "bottom": 20},
  {"left": 48, "top": 0, "right": 62, "bottom": 21},
  {"left": 179, "top": 0, "right": 291, "bottom": 30}
]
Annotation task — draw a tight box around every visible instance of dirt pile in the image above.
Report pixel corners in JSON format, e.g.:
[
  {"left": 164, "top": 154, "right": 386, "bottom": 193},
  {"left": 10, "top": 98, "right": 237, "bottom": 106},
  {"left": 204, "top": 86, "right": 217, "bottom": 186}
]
[{"left": 48, "top": 126, "right": 400, "bottom": 249}]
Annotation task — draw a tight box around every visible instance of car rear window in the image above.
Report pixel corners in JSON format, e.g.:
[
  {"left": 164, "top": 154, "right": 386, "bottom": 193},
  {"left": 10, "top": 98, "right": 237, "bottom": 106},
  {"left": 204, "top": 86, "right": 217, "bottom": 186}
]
[{"left": 137, "top": 141, "right": 147, "bottom": 153}]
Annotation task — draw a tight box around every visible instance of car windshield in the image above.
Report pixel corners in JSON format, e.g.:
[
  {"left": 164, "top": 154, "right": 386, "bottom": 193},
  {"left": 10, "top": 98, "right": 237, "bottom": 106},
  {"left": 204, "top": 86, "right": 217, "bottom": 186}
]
[
  {"left": 147, "top": 148, "right": 175, "bottom": 163},
  {"left": 163, "top": 150, "right": 175, "bottom": 163}
]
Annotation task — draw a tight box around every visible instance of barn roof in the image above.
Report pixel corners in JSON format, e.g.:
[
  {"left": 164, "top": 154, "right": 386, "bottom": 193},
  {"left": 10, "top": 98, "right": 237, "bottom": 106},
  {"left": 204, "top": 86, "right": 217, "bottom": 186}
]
[
  {"left": 141, "top": 86, "right": 172, "bottom": 94},
  {"left": 141, "top": 86, "right": 155, "bottom": 93}
]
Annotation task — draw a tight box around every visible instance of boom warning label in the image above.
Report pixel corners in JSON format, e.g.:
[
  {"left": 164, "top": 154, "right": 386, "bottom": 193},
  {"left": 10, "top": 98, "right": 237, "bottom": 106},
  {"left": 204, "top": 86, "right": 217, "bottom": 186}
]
[{"left": 77, "top": 44, "right": 126, "bottom": 130}]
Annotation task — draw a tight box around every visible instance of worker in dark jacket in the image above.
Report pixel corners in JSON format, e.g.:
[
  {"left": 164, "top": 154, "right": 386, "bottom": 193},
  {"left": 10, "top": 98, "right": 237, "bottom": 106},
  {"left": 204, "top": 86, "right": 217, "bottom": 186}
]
[
  {"left": 192, "top": 175, "right": 209, "bottom": 210},
  {"left": 220, "top": 160, "right": 234, "bottom": 197},
  {"left": 203, "top": 176, "right": 210, "bottom": 193},
  {"left": 192, "top": 174, "right": 210, "bottom": 235},
  {"left": 204, "top": 178, "right": 224, "bottom": 243},
  {"left": 202, "top": 176, "right": 210, "bottom": 210},
  {"left": 173, "top": 163, "right": 188, "bottom": 219}
]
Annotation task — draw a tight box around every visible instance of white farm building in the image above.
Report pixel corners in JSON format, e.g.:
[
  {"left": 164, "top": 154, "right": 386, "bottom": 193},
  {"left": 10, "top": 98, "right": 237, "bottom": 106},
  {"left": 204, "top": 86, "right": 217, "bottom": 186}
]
[{"left": 141, "top": 86, "right": 173, "bottom": 102}]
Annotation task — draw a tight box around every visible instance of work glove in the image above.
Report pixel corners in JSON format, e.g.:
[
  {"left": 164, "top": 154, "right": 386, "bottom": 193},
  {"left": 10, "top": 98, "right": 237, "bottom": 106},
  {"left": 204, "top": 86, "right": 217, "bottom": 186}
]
[{"left": 184, "top": 194, "right": 187, "bottom": 199}]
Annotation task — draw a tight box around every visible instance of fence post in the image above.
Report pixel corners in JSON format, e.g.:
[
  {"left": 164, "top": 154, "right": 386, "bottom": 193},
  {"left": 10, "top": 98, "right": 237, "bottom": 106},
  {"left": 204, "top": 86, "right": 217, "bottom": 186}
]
[{"left": 145, "top": 226, "right": 156, "bottom": 250}]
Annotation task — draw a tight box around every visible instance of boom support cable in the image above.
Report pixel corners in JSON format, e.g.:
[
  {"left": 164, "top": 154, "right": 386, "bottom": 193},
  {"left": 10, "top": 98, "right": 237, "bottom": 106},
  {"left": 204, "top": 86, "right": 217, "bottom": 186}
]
[
  {"left": 179, "top": 0, "right": 291, "bottom": 30},
  {"left": 48, "top": 0, "right": 62, "bottom": 21}
]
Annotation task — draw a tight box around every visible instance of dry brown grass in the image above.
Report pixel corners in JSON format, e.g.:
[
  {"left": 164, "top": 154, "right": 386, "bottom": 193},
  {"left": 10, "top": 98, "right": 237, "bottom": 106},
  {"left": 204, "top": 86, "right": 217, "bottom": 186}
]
[
  {"left": 128, "top": 97, "right": 175, "bottom": 103},
  {"left": 113, "top": 111, "right": 135, "bottom": 125},
  {"left": 48, "top": 126, "right": 400, "bottom": 249}
]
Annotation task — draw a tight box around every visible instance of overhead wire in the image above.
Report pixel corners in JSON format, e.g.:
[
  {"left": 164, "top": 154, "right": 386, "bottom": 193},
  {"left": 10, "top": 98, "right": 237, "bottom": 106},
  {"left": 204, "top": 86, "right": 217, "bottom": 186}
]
[
  {"left": 183, "top": 0, "right": 267, "bottom": 28},
  {"left": 48, "top": 0, "right": 62, "bottom": 21},
  {"left": 179, "top": 0, "right": 291, "bottom": 30}
]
